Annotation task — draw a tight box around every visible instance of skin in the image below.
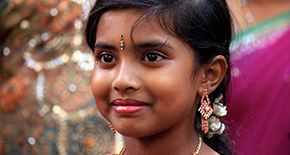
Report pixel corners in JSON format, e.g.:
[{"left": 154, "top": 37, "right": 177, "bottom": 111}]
[{"left": 92, "top": 9, "right": 226, "bottom": 155}]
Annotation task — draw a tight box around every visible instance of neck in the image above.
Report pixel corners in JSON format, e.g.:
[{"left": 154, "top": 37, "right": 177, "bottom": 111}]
[{"left": 123, "top": 120, "right": 199, "bottom": 155}]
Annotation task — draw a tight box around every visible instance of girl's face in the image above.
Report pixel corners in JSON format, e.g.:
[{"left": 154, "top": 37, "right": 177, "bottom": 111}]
[{"left": 92, "top": 9, "right": 204, "bottom": 137}]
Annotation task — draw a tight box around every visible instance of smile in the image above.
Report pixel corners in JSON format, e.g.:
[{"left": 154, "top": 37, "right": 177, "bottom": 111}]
[{"left": 111, "top": 99, "right": 149, "bottom": 115}]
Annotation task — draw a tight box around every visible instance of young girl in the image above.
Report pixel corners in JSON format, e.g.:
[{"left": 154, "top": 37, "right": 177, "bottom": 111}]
[{"left": 85, "top": 0, "right": 233, "bottom": 154}]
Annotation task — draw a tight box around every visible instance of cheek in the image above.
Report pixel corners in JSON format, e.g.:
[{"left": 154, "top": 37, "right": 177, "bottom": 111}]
[
  {"left": 156, "top": 79, "right": 197, "bottom": 107},
  {"left": 148, "top": 76, "right": 198, "bottom": 127},
  {"left": 91, "top": 69, "right": 112, "bottom": 112},
  {"left": 147, "top": 67, "right": 198, "bottom": 111}
]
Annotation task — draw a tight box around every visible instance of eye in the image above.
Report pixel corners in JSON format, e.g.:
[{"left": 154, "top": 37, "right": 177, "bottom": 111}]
[
  {"left": 97, "top": 53, "right": 117, "bottom": 63},
  {"left": 142, "top": 52, "right": 165, "bottom": 62}
]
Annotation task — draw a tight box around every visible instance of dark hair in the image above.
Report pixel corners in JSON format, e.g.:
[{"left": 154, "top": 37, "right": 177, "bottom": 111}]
[{"left": 85, "top": 0, "right": 232, "bottom": 154}]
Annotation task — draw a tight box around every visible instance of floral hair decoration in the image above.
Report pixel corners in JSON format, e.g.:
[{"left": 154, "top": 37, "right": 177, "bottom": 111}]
[{"left": 206, "top": 94, "right": 227, "bottom": 139}]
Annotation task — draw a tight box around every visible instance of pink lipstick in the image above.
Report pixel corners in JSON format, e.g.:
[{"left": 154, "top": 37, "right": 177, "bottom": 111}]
[{"left": 112, "top": 99, "right": 149, "bottom": 115}]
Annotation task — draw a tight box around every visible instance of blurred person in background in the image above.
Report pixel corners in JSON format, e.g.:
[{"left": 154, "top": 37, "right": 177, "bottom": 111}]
[{"left": 225, "top": 0, "right": 290, "bottom": 154}]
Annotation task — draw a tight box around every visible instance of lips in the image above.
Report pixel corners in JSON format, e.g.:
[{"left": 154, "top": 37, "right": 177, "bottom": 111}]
[{"left": 111, "top": 99, "right": 149, "bottom": 115}]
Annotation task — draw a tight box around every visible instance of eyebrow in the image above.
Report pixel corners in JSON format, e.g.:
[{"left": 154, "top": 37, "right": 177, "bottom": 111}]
[
  {"left": 94, "top": 43, "right": 118, "bottom": 51},
  {"left": 94, "top": 39, "right": 173, "bottom": 52},
  {"left": 135, "top": 39, "right": 173, "bottom": 50}
]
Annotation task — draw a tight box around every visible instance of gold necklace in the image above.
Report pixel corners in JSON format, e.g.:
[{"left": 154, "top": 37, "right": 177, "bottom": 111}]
[
  {"left": 118, "top": 136, "right": 202, "bottom": 155},
  {"left": 191, "top": 136, "right": 202, "bottom": 155},
  {"left": 118, "top": 147, "right": 126, "bottom": 155}
]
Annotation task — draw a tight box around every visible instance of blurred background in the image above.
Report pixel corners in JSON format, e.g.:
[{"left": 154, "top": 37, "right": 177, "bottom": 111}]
[{"left": 0, "top": 0, "right": 121, "bottom": 154}]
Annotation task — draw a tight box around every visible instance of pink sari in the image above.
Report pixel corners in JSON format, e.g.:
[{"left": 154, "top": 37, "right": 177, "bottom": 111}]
[{"left": 225, "top": 12, "right": 290, "bottom": 154}]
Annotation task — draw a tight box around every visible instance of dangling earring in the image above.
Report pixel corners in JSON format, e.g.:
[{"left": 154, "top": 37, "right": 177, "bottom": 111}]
[
  {"left": 109, "top": 122, "right": 116, "bottom": 134},
  {"left": 198, "top": 89, "right": 213, "bottom": 134}
]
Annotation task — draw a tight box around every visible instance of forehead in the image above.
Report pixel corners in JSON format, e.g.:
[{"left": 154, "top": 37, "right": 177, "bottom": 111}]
[
  {"left": 95, "top": 8, "right": 195, "bottom": 58},
  {"left": 96, "top": 9, "right": 170, "bottom": 41},
  {"left": 98, "top": 9, "right": 141, "bottom": 30}
]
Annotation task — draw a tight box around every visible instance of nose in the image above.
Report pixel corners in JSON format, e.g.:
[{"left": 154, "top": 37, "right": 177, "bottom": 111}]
[{"left": 112, "top": 62, "right": 141, "bottom": 92}]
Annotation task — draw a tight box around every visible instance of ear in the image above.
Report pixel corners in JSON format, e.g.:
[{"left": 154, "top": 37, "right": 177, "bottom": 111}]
[{"left": 198, "top": 55, "right": 228, "bottom": 95}]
